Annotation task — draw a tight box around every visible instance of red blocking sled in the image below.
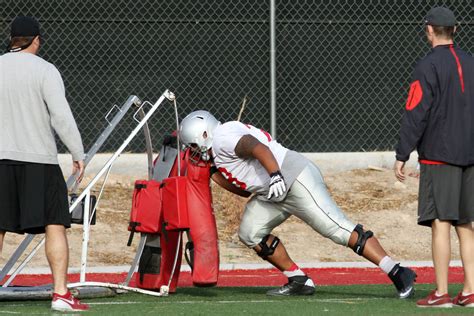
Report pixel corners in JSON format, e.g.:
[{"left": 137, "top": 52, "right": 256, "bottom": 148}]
[{"left": 134, "top": 145, "right": 219, "bottom": 291}]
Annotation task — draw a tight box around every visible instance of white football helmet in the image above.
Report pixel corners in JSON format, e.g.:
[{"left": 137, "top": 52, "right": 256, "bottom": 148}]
[{"left": 179, "top": 110, "right": 220, "bottom": 161}]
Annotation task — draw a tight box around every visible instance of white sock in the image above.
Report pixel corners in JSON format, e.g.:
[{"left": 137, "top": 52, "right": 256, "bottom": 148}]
[
  {"left": 462, "top": 291, "right": 472, "bottom": 296},
  {"left": 379, "top": 256, "right": 397, "bottom": 274},
  {"left": 283, "top": 269, "right": 305, "bottom": 278}
]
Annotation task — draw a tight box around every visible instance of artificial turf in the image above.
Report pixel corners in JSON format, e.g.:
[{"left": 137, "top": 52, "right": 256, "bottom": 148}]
[{"left": 0, "top": 283, "right": 471, "bottom": 315}]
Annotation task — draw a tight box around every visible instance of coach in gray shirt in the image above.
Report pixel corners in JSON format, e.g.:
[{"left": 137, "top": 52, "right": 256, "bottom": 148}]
[{"left": 0, "top": 16, "right": 88, "bottom": 312}]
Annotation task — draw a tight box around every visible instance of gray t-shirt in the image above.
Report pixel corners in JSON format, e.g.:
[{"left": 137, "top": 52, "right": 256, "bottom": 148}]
[{"left": 0, "top": 52, "right": 84, "bottom": 164}]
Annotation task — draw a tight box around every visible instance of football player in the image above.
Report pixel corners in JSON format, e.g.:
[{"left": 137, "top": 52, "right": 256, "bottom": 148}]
[{"left": 180, "top": 110, "right": 416, "bottom": 298}]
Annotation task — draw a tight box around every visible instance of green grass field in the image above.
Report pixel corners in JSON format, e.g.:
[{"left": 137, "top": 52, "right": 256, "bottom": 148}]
[{"left": 0, "top": 284, "right": 471, "bottom": 315}]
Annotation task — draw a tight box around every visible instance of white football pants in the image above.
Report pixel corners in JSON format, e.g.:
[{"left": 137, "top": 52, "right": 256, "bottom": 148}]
[{"left": 239, "top": 162, "right": 356, "bottom": 248}]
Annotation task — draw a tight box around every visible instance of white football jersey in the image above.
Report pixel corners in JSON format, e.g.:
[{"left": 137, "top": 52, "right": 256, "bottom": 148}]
[{"left": 212, "top": 121, "right": 288, "bottom": 194}]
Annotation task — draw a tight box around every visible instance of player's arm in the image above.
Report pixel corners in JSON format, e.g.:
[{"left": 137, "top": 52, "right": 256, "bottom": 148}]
[
  {"left": 234, "top": 135, "right": 279, "bottom": 173},
  {"left": 235, "top": 134, "right": 286, "bottom": 199},
  {"left": 211, "top": 168, "right": 251, "bottom": 197}
]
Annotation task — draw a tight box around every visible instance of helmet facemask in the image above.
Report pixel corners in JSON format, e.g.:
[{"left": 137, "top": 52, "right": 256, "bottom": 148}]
[{"left": 187, "top": 140, "right": 212, "bottom": 164}]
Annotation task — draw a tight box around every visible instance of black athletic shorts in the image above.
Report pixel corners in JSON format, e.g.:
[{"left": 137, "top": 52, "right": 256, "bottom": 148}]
[
  {"left": 418, "top": 164, "right": 474, "bottom": 227},
  {"left": 0, "top": 160, "right": 71, "bottom": 234}
]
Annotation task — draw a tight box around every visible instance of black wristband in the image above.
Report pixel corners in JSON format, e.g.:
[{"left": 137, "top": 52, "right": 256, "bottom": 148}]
[{"left": 270, "top": 170, "right": 282, "bottom": 178}]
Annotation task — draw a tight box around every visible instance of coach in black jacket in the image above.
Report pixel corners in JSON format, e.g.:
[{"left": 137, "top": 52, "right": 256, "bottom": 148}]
[{"left": 394, "top": 7, "right": 474, "bottom": 308}]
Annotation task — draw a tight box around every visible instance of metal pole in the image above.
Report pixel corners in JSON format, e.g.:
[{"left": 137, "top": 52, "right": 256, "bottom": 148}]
[
  {"left": 80, "top": 191, "right": 91, "bottom": 283},
  {"left": 270, "top": 0, "right": 277, "bottom": 138}
]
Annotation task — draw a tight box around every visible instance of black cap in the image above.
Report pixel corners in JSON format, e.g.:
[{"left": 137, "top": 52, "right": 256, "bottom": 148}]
[
  {"left": 424, "top": 7, "right": 456, "bottom": 27},
  {"left": 10, "top": 16, "right": 41, "bottom": 37}
]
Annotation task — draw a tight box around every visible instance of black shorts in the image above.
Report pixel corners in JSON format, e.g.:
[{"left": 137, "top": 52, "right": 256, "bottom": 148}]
[
  {"left": 418, "top": 164, "right": 474, "bottom": 227},
  {"left": 0, "top": 161, "right": 71, "bottom": 234}
]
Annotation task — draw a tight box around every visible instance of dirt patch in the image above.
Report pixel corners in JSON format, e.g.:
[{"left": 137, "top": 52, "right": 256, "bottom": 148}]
[{"left": 1, "top": 167, "right": 462, "bottom": 269}]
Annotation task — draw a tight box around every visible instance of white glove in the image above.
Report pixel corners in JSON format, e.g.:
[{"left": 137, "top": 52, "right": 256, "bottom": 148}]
[{"left": 267, "top": 171, "right": 287, "bottom": 199}]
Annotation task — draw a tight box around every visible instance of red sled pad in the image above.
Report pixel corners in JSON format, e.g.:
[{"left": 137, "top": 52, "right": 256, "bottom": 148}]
[
  {"left": 162, "top": 176, "right": 189, "bottom": 230},
  {"left": 185, "top": 160, "right": 219, "bottom": 286},
  {"left": 128, "top": 180, "right": 163, "bottom": 236},
  {"left": 135, "top": 231, "right": 182, "bottom": 292}
]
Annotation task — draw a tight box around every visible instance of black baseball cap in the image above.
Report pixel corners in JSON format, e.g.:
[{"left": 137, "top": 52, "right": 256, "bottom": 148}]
[
  {"left": 424, "top": 7, "right": 456, "bottom": 26},
  {"left": 10, "top": 16, "right": 41, "bottom": 37}
]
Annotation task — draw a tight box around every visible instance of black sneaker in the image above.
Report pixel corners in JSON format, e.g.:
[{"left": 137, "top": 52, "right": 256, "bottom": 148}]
[
  {"left": 266, "top": 276, "right": 315, "bottom": 296},
  {"left": 388, "top": 264, "right": 417, "bottom": 299}
]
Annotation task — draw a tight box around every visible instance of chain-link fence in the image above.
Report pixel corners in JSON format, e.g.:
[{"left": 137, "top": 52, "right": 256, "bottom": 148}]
[{"left": 2, "top": 1, "right": 473, "bottom": 153}]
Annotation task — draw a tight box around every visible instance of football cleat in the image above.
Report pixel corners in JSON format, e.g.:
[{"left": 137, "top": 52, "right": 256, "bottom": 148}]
[
  {"left": 266, "top": 276, "right": 315, "bottom": 296},
  {"left": 388, "top": 264, "right": 417, "bottom": 299},
  {"left": 417, "top": 290, "right": 452, "bottom": 308}
]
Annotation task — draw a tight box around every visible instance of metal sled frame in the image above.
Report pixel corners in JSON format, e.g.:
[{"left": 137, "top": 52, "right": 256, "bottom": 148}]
[
  {"left": 123, "top": 90, "right": 183, "bottom": 290},
  {"left": 0, "top": 90, "right": 175, "bottom": 297}
]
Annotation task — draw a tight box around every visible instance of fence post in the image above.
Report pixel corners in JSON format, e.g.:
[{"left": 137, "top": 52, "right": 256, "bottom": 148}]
[{"left": 270, "top": 0, "right": 277, "bottom": 138}]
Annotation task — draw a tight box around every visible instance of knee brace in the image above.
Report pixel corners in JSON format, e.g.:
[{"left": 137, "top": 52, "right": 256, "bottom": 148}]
[
  {"left": 257, "top": 235, "right": 280, "bottom": 260},
  {"left": 351, "top": 224, "right": 373, "bottom": 256}
]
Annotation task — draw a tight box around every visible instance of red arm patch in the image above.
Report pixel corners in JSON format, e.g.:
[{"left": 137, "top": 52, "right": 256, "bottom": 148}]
[{"left": 405, "top": 80, "right": 423, "bottom": 111}]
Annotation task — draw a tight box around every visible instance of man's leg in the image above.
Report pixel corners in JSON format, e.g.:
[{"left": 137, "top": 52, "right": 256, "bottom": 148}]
[
  {"left": 286, "top": 164, "right": 416, "bottom": 297},
  {"left": 286, "top": 164, "right": 390, "bottom": 265},
  {"left": 431, "top": 219, "right": 451, "bottom": 295},
  {"left": 239, "top": 197, "right": 314, "bottom": 296},
  {"left": 45, "top": 224, "right": 69, "bottom": 295},
  {"left": 239, "top": 196, "right": 293, "bottom": 272},
  {"left": 455, "top": 223, "right": 474, "bottom": 293},
  {"left": 347, "top": 229, "right": 387, "bottom": 265},
  {"left": 253, "top": 235, "right": 293, "bottom": 271},
  {"left": 252, "top": 234, "right": 315, "bottom": 296}
]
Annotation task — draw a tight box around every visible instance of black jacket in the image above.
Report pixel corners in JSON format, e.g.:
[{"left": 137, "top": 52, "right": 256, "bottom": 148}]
[{"left": 396, "top": 44, "right": 474, "bottom": 166}]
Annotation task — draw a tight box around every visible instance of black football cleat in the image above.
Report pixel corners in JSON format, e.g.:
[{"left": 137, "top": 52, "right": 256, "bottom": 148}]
[
  {"left": 266, "top": 276, "right": 315, "bottom": 296},
  {"left": 388, "top": 264, "right": 417, "bottom": 299}
]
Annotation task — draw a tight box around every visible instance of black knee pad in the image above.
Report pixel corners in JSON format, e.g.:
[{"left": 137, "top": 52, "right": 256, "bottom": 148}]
[
  {"left": 257, "top": 235, "right": 280, "bottom": 260},
  {"left": 351, "top": 224, "right": 373, "bottom": 256}
]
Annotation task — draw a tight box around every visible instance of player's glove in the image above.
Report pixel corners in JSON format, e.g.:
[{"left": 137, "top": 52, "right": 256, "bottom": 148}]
[{"left": 267, "top": 171, "right": 287, "bottom": 199}]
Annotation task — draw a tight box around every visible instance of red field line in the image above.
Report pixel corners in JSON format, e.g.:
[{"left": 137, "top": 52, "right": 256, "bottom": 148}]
[{"left": 7, "top": 266, "right": 464, "bottom": 288}]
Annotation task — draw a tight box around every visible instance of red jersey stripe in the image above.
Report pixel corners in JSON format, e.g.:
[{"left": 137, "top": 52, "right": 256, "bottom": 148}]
[
  {"left": 449, "top": 45, "right": 465, "bottom": 93},
  {"left": 260, "top": 129, "right": 272, "bottom": 142},
  {"left": 218, "top": 167, "right": 247, "bottom": 189}
]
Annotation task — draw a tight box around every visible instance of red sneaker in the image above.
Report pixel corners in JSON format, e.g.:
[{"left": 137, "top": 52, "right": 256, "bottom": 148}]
[
  {"left": 51, "top": 291, "right": 90, "bottom": 312},
  {"left": 453, "top": 292, "right": 474, "bottom": 307},
  {"left": 417, "top": 290, "right": 452, "bottom": 308}
]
